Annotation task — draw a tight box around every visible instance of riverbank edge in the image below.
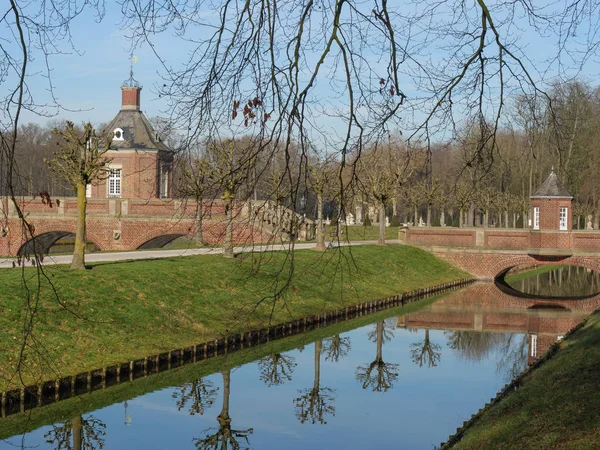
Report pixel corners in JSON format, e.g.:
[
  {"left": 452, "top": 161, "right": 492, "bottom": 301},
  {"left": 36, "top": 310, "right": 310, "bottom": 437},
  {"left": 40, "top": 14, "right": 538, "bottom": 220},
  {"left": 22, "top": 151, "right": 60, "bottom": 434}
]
[
  {"left": 440, "top": 303, "right": 598, "bottom": 449},
  {"left": 0, "top": 276, "right": 475, "bottom": 419}
]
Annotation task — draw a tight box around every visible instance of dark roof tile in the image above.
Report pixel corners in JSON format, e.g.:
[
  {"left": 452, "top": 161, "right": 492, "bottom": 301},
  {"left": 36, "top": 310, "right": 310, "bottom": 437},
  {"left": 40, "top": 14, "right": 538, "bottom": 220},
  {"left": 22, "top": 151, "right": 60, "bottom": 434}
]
[{"left": 531, "top": 171, "right": 572, "bottom": 198}]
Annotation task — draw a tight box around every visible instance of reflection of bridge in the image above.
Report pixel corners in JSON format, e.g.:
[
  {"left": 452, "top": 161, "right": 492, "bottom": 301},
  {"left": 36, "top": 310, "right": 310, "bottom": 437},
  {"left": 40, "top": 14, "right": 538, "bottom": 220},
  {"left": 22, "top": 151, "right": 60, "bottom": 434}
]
[
  {"left": 396, "top": 283, "right": 600, "bottom": 365},
  {"left": 400, "top": 172, "right": 600, "bottom": 279}
]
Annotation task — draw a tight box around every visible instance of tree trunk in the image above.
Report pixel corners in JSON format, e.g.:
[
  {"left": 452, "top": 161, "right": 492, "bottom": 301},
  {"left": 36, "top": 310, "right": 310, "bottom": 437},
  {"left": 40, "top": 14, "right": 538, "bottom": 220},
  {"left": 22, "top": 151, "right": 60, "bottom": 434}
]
[
  {"left": 414, "top": 206, "right": 418, "bottom": 225},
  {"left": 504, "top": 211, "right": 509, "bottom": 229},
  {"left": 71, "top": 181, "right": 87, "bottom": 270},
  {"left": 72, "top": 415, "right": 83, "bottom": 450},
  {"left": 483, "top": 209, "right": 489, "bottom": 228},
  {"left": 513, "top": 212, "right": 517, "bottom": 228},
  {"left": 314, "top": 340, "right": 322, "bottom": 393},
  {"left": 315, "top": 192, "right": 326, "bottom": 250},
  {"left": 426, "top": 203, "right": 432, "bottom": 226},
  {"left": 440, "top": 209, "right": 445, "bottom": 227},
  {"left": 459, "top": 208, "right": 464, "bottom": 227},
  {"left": 218, "top": 370, "right": 231, "bottom": 424},
  {"left": 195, "top": 198, "right": 205, "bottom": 246},
  {"left": 378, "top": 200, "right": 386, "bottom": 245},
  {"left": 376, "top": 322, "right": 383, "bottom": 363},
  {"left": 223, "top": 196, "right": 234, "bottom": 258}
]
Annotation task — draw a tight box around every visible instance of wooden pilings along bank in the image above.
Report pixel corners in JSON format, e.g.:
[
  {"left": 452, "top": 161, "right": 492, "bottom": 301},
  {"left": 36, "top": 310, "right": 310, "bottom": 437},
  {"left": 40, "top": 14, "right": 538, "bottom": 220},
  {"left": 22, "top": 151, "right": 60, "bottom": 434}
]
[{"left": 1, "top": 278, "right": 474, "bottom": 418}]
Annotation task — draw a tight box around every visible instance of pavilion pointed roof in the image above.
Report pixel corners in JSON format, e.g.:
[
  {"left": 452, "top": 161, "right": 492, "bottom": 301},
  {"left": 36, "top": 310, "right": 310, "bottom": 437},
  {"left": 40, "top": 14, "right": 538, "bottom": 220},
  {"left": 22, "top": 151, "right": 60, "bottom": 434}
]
[{"left": 531, "top": 170, "right": 572, "bottom": 199}]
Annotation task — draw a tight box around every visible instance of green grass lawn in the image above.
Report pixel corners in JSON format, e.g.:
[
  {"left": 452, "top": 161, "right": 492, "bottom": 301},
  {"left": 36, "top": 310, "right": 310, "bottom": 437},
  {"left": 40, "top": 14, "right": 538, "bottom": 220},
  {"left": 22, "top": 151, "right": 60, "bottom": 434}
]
[
  {"left": 0, "top": 244, "right": 466, "bottom": 391},
  {"left": 452, "top": 310, "right": 600, "bottom": 449}
]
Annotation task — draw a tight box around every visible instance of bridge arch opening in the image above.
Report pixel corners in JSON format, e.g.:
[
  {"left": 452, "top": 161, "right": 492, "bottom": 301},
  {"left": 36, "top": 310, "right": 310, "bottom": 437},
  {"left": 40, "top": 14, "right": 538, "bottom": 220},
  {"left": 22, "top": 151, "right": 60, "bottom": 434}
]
[
  {"left": 495, "top": 264, "right": 600, "bottom": 300},
  {"left": 18, "top": 232, "right": 99, "bottom": 256},
  {"left": 136, "top": 234, "right": 186, "bottom": 250}
]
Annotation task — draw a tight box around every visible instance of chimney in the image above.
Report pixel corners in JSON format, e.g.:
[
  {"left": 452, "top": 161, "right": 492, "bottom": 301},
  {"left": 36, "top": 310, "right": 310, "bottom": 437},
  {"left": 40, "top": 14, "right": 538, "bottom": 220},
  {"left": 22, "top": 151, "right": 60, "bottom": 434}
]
[{"left": 121, "top": 86, "right": 142, "bottom": 111}]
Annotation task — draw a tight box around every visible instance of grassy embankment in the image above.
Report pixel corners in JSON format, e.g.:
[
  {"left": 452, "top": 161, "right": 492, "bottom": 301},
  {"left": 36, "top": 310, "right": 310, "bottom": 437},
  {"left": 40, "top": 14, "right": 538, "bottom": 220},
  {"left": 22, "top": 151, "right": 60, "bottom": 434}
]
[
  {"left": 452, "top": 307, "right": 600, "bottom": 449},
  {"left": 0, "top": 244, "right": 466, "bottom": 391}
]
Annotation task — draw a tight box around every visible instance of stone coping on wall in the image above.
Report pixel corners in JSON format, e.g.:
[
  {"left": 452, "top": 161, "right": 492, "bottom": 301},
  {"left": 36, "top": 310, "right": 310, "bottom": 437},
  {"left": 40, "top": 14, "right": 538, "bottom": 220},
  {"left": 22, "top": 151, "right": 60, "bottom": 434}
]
[{"left": 422, "top": 245, "right": 600, "bottom": 257}]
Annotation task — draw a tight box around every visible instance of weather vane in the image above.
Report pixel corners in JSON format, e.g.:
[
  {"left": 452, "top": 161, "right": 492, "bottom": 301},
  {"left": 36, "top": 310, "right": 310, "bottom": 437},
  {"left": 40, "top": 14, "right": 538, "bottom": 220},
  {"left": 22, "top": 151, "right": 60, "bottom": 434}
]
[{"left": 123, "top": 55, "right": 141, "bottom": 88}]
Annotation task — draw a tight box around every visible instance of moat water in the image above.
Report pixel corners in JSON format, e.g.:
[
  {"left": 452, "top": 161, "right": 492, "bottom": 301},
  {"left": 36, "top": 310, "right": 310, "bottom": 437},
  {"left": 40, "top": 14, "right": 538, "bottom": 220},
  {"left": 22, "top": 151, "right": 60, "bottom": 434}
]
[{"left": 1, "top": 266, "right": 597, "bottom": 449}]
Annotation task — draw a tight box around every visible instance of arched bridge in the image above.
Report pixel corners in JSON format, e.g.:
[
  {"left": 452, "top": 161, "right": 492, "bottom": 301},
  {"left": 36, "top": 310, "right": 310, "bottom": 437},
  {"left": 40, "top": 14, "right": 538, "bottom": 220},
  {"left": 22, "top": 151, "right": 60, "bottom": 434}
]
[
  {"left": 400, "top": 227, "right": 600, "bottom": 279},
  {"left": 0, "top": 197, "right": 287, "bottom": 257}
]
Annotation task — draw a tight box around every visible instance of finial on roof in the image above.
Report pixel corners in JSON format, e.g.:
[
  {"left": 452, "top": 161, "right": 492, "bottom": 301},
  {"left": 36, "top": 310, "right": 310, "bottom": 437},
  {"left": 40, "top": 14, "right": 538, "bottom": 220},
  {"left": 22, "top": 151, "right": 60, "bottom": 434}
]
[
  {"left": 551, "top": 165, "right": 554, "bottom": 173},
  {"left": 122, "top": 56, "right": 141, "bottom": 88}
]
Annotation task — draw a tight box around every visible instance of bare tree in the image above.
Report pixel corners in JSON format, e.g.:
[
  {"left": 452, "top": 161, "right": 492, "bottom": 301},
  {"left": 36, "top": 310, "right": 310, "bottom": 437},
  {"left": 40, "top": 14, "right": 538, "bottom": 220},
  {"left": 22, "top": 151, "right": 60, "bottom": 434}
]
[
  {"left": 354, "top": 142, "right": 412, "bottom": 244},
  {"left": 46, "top": 122, "right": 111, "bottom": 270},
  {"left": 308, "top": 153, "right": 337, "bottom": 251},
  {"left": 177, "top": 152, "right": 214, "bottom": 246},
  {"left": 206, "top": 140, "right": 256, "bottom": 258}
]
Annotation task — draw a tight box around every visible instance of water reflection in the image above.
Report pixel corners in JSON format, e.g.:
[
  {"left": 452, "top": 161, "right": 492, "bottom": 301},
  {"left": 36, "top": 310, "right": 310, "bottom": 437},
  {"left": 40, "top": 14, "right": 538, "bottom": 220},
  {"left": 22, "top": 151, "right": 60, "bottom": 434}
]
[
  {"left": 323, "top": 334, "right": 351, "bottom": 363},
  {"left": 44, "top": 415, "right": 106, "bottom": 450},
  {"left": 2, "top": 281, "right": 599, "bottom": 450},
  {"left": 504, "top": 265, "right": 600, "bottom": 297},
  {"left": 294, "top": 340, "right": 336, "bottom": 425},
  {"left": 411, "top": 329, "right": 442, "bottom": 368},
  {"left": 356, "top": 321, "right": 399, "bottom": 392},
  {"left": 445, "top": 331, "right": 528, "bottom": 381},
  {"left": 172, "top": 379, "right": 217, "bottom": 415},
  {"left": 258, "top": 353, "right": 297, "bottom": 387},
  {"left": 194, "top": 370, "right": 253, "bottom": 449}
]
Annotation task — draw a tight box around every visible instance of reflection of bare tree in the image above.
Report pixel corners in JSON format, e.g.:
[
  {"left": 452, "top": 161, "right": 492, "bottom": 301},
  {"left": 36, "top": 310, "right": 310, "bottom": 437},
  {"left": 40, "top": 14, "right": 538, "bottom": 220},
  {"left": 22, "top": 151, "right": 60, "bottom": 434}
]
[
  {"left": 509, "top": 266, "right": 600, "bottom": 297},
  {"left": 446, "top": 330, "right": 528, "bottom": 381},
  {"left": 44, "top": 415, "right": 106, "bottom": 450},
  {"left": 195, "top": 370, "right": 253, "bottom": 449},
  {"left": 356, "top": 321, "right": 399, "bottom": 392},
  {"left": 258, "top": 353, "right": 297, "bottom": 386},
  {"left": 410, "top": 329, "right": 442, "bottom": 368},
  {"left": 294, "top": 340, "right": 336, "bottom": 424},
  {"left": 173, "top": 378, "right": 218, "bottom": 415},
  {"left": 323, "top": 334, "right": 351, "bottom": 362},
  {"left": 446, "top": 330, "right": 506, "bottom": 362},
  {"left": 496, "top": 334, "right": 528, "bottom": 381}
]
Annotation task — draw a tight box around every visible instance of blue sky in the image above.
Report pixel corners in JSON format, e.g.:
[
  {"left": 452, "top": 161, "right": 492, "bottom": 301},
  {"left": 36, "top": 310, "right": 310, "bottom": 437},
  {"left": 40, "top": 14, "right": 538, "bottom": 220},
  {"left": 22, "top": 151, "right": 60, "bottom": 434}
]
[{"left": 9, "top": 0, "right": 600, "bottom": 137}]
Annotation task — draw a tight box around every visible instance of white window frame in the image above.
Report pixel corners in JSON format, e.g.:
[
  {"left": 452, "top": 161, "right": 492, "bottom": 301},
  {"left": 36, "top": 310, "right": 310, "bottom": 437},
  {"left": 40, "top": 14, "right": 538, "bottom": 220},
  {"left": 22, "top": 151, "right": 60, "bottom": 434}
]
[
  {"left": 86, "top": 183, "right": 92, "bottom": 198},
  {"left": 531, "top": 335, "right": 537, "bottom": 358},
  {"left": 113, "top": 128, "right": 124, "bottom": 141},
  {"left": 533, "top": 206, "right": 540, "bottom": 230},
  {"left": 559, "top": 207, "right": 568, "bottom": 230},
  {"left": 108, "top": 168, "right": 122, "bottom": 197},
  {"left": 159, "top": 164, "right": 169, "bottom": 199}
]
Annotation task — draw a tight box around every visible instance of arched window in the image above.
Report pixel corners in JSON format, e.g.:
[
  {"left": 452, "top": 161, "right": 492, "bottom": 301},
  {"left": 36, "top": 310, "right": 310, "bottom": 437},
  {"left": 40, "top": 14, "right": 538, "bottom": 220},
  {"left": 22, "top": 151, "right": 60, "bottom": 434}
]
[{"left": 113, "top": 128, "right": 124, "bottom": 141}]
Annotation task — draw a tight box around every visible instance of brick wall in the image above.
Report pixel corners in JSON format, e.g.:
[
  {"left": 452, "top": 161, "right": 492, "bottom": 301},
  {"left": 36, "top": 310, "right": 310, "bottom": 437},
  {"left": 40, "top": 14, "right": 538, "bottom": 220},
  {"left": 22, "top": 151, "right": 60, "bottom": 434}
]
[
  {"left": 531, "top": 197, "right": 572, "bottom": 231},
  {"left": 405, "top": 228, "right": 476, "bottom": 246},
  {"left": 405, "top": 226, "right": 600, "bottom": 252}
]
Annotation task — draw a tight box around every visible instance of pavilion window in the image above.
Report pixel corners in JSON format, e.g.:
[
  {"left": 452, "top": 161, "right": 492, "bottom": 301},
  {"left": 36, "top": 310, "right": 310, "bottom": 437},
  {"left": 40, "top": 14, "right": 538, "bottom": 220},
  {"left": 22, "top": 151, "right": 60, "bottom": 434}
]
[
  {"left": 108, "top": 168, "right": 122, "bottom": 197},
  {"left": 533, "top": 207, "right": 540, "bottom": 230},
  {"left": 559, "top": 207, "right": 568, "bottom": 230}
]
